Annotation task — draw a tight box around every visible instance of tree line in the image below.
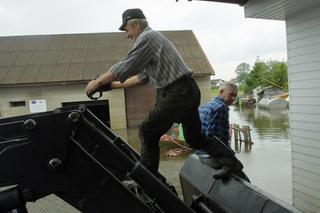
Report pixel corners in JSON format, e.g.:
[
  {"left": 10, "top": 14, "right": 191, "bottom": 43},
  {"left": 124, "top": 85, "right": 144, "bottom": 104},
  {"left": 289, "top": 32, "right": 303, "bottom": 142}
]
[{"left": 234, "top": 59, "right": 288, "bottom": 94}]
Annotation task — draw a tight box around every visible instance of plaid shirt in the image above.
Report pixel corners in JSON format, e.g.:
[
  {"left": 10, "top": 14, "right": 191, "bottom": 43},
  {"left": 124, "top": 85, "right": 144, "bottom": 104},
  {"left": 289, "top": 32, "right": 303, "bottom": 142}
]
[
  {"left": 198, "top": 96, "right": 230, "bottom": 145},
  {"left": 111, "top": 27, "right": 192, "bottom": 89}
]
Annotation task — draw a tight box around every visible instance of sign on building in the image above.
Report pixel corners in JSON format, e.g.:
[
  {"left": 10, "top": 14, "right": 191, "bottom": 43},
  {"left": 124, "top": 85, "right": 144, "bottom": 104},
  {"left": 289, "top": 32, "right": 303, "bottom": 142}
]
[{"left": 29, "top": 99, "right": 47, "bottom": 113}]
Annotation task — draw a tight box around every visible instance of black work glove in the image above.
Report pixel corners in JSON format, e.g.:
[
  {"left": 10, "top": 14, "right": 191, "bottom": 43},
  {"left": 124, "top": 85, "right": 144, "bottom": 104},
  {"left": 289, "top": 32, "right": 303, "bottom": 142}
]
[
  {"left": 92, "top": 75, "right": 112, "bottom": 92},
  {"left": 89, "top": 75, "right": 112, "bottom": 99},
  {"left": 89, "top": 83, "right": 112, "bottom": 100},
  {"left": 100, "top": 83, "right": 112, "bottom": 92}
]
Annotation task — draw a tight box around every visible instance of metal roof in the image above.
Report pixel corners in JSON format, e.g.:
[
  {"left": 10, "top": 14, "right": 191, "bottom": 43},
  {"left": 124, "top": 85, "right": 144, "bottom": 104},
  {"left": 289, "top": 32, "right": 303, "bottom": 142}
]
[{"left": 0, "top": 30, "right": 214, "bottom": 87}]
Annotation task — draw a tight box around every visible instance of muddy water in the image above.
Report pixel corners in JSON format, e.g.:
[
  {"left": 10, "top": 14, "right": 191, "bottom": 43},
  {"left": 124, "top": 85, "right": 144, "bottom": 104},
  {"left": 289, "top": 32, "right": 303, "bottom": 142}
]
[{"left": 115, "top": 106, "right": 292, "bottom": 204}]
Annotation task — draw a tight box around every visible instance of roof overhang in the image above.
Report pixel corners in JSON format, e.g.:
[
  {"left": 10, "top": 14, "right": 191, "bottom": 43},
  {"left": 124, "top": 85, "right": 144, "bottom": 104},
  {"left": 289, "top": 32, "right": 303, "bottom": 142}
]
[
  {"left": 185, "top": 0, "right": 248, "bottom": 6},
  {"left": 244, "top": 0, "right": 320, "bottom": 21},
  {"left": 188, "top": 0, "right": 320, "bottom": 21}
]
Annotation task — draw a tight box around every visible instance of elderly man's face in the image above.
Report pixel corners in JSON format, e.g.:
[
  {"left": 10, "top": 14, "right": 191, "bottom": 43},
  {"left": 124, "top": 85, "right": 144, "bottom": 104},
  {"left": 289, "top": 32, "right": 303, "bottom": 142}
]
[
  {"left": 124, "top": 22, "right": 142, "bottom": 41},
  {"left": 221, "top": 88, "right": 237, "bottom": 106}
]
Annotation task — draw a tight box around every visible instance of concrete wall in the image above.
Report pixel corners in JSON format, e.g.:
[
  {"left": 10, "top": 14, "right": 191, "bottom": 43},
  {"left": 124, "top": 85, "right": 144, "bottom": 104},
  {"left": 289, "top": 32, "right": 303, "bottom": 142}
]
[
  {"left": 0, "top": 83, "right": 127, "bottom": 129},
  {"left": 286, "top": 6, "right": 320, "bottom": 212}
]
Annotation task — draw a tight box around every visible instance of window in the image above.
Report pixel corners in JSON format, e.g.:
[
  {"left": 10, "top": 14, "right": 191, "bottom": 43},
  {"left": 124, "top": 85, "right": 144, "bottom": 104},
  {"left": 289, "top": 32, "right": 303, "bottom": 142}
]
[{"left": 9, "top": 101, "right": 26, "bottom": 107}]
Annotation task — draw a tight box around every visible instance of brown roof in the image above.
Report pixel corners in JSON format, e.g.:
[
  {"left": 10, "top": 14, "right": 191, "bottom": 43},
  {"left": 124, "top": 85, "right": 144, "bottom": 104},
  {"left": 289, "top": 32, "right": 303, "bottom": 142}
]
[{"left": 0, "top": 30, "right": 214, "bottom": 87}]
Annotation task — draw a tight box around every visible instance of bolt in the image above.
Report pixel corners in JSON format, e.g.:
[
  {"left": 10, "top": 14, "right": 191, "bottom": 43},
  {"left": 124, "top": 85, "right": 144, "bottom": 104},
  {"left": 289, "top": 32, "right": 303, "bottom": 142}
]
[
  {"left": 68, "top": 112, "right": 81, "bottom": 123},
  {"left": 78, "top": 104, "right": 86, "bottom": 112},
  {"left": 48, "top": 158, "right": 62, "bottom": 170},
  {"left": 23, "top": 119, "right": 37, "bottom": 131}
]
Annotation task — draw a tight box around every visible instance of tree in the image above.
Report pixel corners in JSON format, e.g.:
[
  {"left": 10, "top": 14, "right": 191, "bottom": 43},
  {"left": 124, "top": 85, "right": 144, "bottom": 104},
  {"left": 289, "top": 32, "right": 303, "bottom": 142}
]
[
  {"left": 268, "top": 61, "right": 288, "bottom": 90},
  {"left": 242, "top": 61, "right": 268, "bottom": 93},
  {"left": 234, "top": 63, "right": 250, "bottom": 84},
  {"left": 236, "top": 60, "right": 288, "bottom": 94}
]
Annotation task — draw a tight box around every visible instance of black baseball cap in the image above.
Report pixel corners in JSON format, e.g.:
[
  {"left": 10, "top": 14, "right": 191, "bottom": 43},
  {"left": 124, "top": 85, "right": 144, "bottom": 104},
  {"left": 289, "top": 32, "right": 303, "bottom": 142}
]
[{"left": 119, "top": 8, "right": 146, "bottom": 31}]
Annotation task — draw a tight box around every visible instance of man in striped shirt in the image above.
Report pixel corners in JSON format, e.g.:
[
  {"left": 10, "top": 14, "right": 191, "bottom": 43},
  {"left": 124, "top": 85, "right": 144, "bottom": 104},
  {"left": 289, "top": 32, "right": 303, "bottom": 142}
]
[{"left": 85, "top": 8, "right": 243, "bottom": 177}]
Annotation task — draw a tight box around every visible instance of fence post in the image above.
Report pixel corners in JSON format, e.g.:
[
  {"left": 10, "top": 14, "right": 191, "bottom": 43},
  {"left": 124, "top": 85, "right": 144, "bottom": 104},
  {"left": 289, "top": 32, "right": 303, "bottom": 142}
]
[
  {"left": 233, "top": 124, "right": 239, "bottom": 152},
  {"left": 238, "top": 124, "right": 242, "bottom": 151},
  {"left": 247, "top": 126, "right": 253, "bottom": 152}
]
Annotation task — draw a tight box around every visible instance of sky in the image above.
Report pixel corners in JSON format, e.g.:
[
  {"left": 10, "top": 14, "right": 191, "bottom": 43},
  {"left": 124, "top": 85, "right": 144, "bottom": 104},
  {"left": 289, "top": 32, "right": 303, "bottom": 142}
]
[{"left": 0, "top": 0, "right": 287, "bottom": 81}]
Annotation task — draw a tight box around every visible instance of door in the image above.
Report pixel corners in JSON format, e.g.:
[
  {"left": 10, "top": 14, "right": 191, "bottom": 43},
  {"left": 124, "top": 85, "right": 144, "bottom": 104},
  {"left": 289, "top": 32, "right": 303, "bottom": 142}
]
[{"left": 125, "top": 84, "right": 155, "bottom": 128}]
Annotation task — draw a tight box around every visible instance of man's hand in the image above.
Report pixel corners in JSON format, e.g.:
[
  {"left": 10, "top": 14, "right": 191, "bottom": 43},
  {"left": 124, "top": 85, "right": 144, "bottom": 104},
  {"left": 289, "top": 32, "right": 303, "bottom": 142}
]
[
  {"left": 85, "top": 70, "right": 116, "bottom": 98},
  {"left": 85, "top": 80, "right": 100, "bottom": 98}
]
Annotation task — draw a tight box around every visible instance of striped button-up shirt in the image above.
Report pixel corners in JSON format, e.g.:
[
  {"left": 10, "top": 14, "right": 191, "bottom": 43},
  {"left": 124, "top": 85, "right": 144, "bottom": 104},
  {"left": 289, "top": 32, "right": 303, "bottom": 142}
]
[
  {"left": 111, "top": 27, "right": 192, "bottom": 89},
  {"left": 198, "top": 96, "right": 230, "bottom": 145}
]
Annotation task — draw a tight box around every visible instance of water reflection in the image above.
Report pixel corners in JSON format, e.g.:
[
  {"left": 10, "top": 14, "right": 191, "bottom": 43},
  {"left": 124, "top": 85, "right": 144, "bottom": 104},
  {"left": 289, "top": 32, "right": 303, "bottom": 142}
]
[{"left": 230, "top": 106, "right": 290, "bottom": 143}]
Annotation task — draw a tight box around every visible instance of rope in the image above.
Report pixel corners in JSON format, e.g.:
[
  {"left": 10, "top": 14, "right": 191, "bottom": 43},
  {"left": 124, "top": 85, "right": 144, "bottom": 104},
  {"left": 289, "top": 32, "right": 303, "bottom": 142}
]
[
  {"left": 168, "top": 136, "right": 192, "bottom": 150},
  {"left": 161, "top": 134, "right": 192, "bottom": 157}
]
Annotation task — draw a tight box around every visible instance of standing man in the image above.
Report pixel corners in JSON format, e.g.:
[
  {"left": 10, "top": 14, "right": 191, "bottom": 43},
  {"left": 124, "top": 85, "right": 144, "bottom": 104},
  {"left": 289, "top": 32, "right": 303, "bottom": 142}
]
[
  {"left": 199, "top": 81, "right": 238, "bottom": 146},
  {"left": 85, "top": 8, "right": 242, "bottom": 177}
]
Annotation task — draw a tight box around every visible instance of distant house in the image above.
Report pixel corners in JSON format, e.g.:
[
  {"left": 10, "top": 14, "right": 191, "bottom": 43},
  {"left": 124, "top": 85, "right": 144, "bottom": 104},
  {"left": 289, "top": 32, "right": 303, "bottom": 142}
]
[
  {"left": 0, "top": 30, "right": 214, "bottom": 128},
  {"left": 252, "top": 86, "right": 286, "bottom": 103},
  {"left": 210, "top": 78, "right": 224, "bottom": 88},
  {"left": 203, "top": 0, "right": 320, "bottom": 212}
]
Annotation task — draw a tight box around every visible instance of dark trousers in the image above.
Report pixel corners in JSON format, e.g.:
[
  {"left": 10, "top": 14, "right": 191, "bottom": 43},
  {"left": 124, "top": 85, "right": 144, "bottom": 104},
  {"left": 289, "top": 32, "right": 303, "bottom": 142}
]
[{"left": 139, "top": 76, "right": 207, "bottom": 175}]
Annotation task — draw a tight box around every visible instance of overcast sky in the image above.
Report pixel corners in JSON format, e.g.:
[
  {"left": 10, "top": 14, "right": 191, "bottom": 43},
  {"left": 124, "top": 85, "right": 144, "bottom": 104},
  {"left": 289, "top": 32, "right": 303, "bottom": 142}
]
[{"left": 0, "top": 0, "right": 287, "bottom": 80}]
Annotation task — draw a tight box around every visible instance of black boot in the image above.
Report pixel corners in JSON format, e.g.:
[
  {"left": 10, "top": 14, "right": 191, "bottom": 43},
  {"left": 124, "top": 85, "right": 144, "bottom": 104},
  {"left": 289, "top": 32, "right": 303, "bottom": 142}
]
[
  {"left": 140, "top": 148, "right": 160, "bottom": 176},
  {"left": 204, "top": 136, "right": 235, "bottom": 158},
  {"left": 213, "top": 157, "right": 243, "bottom": 180},
  {"left": 213, "top": 164, "right": 232, "bottom": 179},
  {"left": 204, "top": 137, "right": 244, "bottom": 178}
]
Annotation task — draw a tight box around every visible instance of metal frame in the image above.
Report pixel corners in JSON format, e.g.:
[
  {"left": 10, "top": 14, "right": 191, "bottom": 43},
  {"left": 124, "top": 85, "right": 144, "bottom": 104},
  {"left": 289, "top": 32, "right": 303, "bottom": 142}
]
[{"left": 0, "top": 105, "right": 194, "bottom": 213}]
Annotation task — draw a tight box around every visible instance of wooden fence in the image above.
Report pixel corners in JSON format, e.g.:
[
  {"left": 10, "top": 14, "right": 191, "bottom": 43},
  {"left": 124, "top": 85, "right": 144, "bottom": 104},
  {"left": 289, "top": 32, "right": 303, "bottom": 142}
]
[{"left": 230, "top": 124, "right": 254, "bottom": 153}]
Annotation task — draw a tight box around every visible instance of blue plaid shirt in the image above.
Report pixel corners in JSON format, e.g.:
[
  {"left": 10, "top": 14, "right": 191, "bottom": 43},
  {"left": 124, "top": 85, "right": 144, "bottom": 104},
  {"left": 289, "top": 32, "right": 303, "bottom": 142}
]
[{"left": 198, "top": 96, "right": 230, "bottom": 145}]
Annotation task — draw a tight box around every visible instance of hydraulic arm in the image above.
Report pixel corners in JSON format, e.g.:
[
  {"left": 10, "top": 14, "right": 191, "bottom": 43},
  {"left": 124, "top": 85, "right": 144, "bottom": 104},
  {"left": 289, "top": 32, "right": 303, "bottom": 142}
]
[{"left": 0, "top": 105, "right": 194, "bottom": 213}]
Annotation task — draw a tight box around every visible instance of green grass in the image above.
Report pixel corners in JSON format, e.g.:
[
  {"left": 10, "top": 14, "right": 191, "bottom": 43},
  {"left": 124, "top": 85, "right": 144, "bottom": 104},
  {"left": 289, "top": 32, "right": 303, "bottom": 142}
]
[{"left": 211, "top": 88, "right": 220, "bottom": 97}]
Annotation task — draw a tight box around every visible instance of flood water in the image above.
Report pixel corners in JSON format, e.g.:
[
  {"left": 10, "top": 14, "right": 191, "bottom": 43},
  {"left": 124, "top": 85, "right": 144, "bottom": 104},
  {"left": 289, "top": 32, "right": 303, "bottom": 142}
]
[
  {"left": 229, "top": 106, "right": 292, "bottom": 203},
  {"left": 115, "top": 105, "right": 292, "bottom": 204}
]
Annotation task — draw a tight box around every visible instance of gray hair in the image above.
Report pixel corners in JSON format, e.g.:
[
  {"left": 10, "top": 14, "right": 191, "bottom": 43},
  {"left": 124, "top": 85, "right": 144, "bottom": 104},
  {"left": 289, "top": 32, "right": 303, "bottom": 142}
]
[
  {"left": 127, "top": 19, "right": 149, "bottom": 30},
  {"left": 219, "top": 81, "right": 238, "bottom": 93}
]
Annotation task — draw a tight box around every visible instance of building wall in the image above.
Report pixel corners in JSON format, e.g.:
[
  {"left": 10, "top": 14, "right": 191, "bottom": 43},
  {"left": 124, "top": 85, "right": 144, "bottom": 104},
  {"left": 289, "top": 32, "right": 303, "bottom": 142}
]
[
  {"left": 286, "top": 6, "right": 320, "bottom": 213},
  {"left": 195, "top": 76, "right": 212, "bottom": 105},
  {"left": 0, "top": 84, "right": 127, "bottom": 129},
  {"left": 124, "top": 75, "right": 212, "bottom": 128},
  {"left": 0, "top": 76, "right": 211, "bottom": 130}
]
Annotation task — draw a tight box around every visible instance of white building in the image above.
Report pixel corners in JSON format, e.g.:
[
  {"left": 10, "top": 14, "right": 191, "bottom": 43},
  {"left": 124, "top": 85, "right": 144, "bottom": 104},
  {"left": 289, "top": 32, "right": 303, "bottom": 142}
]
[{"left": 204, "top": 0, "right": 320, "bottom": 212}]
